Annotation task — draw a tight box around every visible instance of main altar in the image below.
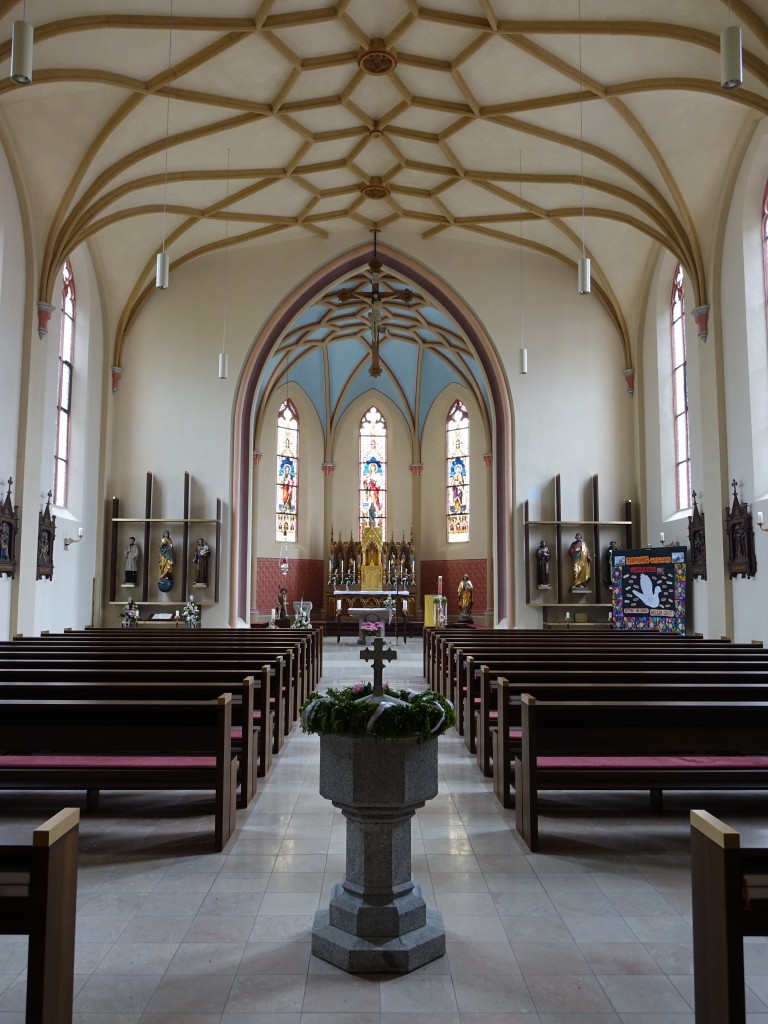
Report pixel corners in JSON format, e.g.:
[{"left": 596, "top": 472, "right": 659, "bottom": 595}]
[{"left": 326, "top": 524, "right": 418, "bottom": 620}]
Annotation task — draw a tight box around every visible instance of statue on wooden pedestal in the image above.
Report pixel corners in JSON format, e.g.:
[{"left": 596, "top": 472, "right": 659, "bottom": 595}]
[
  {"left": 457, "top": 574, "right": 474, "bottom": 622},
  {"left": 193, "top": 537, "right": 210, "bottom": 587},
  {"left": 158, "top": 530, "right": 175, "bottom": 591},
  {"left": 604, "top": 540, "right": 618, "bottom": 587},
  {"left": 123, "top": 537, "right": 139, "bottom": 587},
  {"left": 535, "top": 540, "right": 551, "bottom": 589},
  {"left": 568, "top": 532, "right": 591, "bottom": 591}
]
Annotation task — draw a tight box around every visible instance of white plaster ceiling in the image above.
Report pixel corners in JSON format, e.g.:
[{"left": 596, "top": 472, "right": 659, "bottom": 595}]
[{"left": 1, "top": 1, "right": 766, "bottom": 418}]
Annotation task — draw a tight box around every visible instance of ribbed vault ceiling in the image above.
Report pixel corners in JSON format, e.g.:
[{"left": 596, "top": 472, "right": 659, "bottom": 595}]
[
  {"left": 1, "top": 1, "right": 767, "bottom": 392},
  {"left": 257, "top": 261, "right": 492, "bottom": 448}
]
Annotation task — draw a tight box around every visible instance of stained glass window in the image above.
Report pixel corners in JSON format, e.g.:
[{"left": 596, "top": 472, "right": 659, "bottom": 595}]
[
  {"left": 359, "top": 407, "right": 386, "bottom": 539},
  {"left": 446, "top": 400, "right": 469, "bottom": 542},
  {"left": 275, "top": 399, "right": 298, "bottom": 542},
  {"left": 53, "top": 260, "right": 75, "bottom": 507},
  {"left": 671, "top": 263, "right": 691, "bottom": 511}
]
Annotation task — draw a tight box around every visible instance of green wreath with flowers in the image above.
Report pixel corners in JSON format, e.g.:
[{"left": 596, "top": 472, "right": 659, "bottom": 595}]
[{"left": 300, "top": 682, "right": 455, "bottom": 742}]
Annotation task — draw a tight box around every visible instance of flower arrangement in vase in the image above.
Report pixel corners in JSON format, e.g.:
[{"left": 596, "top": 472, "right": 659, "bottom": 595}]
[
  {"left": 360, "top": 619, "right": 384, "bottom": 640},
  {"left": 181, "top": 595, "right": 199, "bottom": 629},
  {"left": 122, "top": 598, "right": 140, "bottom": 628}
]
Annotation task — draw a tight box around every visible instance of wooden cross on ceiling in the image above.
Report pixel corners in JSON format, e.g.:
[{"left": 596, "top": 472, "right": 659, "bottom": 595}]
[{"left": 360, "top": 635, "right": 397, "bottom": 696}]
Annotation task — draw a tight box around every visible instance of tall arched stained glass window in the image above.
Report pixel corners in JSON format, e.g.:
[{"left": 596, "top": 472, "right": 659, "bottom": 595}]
[
  {"left": 359, "top": 407, "right": 386, "bottom": 539},
  {"left": 53, "top": 259, "right": 75, "bottom": 507},
  {"left": 446, "top": 400, "right": 469, "bottom": 542},
  {"left": 275, "top": 399, "right": 298, "bottom": 542},
  {"left": 671, "top": 263, "right": 691, "bottom": 511}
]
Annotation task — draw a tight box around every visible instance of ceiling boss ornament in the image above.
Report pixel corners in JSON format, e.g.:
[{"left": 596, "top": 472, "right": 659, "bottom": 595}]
[
  {"left": 357, "top": 40, "right": 397, "bottom": 76},
  {"left": 360, "top": 177, "right": 390, "bottom": 201}
]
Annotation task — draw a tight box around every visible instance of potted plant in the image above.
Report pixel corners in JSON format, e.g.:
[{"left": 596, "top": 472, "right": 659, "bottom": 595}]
[{"left": 300, "top": 645, "right": 454, "bottom": 974}]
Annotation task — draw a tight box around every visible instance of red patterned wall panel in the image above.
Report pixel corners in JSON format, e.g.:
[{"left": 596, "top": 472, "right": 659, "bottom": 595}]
[
  {"left": 254, "top": 559, "right": 325, "bottom": 618},
  {"left": 419, "top": 559, "right": 488, "bottom": 617}
]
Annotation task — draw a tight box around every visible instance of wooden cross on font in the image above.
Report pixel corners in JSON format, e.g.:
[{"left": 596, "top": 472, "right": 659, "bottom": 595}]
[{"left": 360, "top": 636, "right": 397, "bottom": 696}]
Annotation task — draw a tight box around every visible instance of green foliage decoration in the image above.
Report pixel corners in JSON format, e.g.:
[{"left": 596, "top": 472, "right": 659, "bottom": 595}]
[{"left": 300, "top": 682, "right": 455, "bottom": 742}]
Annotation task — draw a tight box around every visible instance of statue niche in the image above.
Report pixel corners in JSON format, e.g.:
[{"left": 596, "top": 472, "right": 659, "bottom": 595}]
[{"left": 360, "top": 524, "right": 384, "bottom": 591}]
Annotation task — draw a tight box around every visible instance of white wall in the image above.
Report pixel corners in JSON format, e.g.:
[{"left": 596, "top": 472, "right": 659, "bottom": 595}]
[
  {"left": 721, "top": 121, "right": 768, "bottom": 643},
  {"left": 0, "top": 143, "right": 25, "bottom": 640},
  {"left": 111, "top": 230, "right": 636, "bottom": 627}
]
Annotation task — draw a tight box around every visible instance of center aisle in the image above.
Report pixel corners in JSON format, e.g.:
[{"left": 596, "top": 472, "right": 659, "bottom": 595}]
[
  {"left": 218, "top": 635, "right": 701, "bottom": 1019},
  {"left": 45, "top": 633, "right": 723, "bottom": 1020}
]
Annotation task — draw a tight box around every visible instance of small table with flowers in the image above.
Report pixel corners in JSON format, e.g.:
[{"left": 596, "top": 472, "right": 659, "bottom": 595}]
[{"left": 333, "top": 591, "right": 409, "bottom": 644}]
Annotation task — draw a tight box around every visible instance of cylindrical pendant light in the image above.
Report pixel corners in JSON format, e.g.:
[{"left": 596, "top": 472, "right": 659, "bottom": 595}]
[
  {"left": 218, "top": 150, "right": 231, "bottom": 379},
  {"left": 578, "top": 257, "right": 591, "bottom": 295},
  {"left": 721, "top": 24, "right": 742, "bottom": 89},
  {"left": 10, "top": 19, "right": 33, "bottom": 84},
  {"left": 576, "top": 0, "right": 591, "bottom": 294},
  {"left": 156, "top": 0, "right": 173, "bottom": 289},
  {"left": 519, "top": 348, "right": 528, "bottom": 374},
  {"left": 155, "top": 251, "right": 169, "bottom": 289}
]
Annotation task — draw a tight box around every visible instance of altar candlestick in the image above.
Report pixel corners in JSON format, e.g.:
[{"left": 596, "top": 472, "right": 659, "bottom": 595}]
[{"left": 437, "top": 576, "right": 442, "bottom": 596}]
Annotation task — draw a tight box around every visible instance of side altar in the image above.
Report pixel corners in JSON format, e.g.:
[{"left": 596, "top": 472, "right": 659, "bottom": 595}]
[{"left": 325, "top": 524, "right": 418, "bottom": 620}]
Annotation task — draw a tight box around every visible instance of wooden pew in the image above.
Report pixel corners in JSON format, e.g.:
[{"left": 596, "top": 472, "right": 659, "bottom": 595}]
[
  {"left": 83, "top": 624, "right": 324, "bottom": 700},
  {"left": 690, "top": 809, "right": 768, "bottom": 1024},
  {"left": 0, "top": 695, "right": 238, "bottom": 852},
  {"left": 11, "top": 635, "right": 303, "bottom": 736},
  {"left": 0, "top": 674, "right": 262, "bottom": 806},
  {"left": 470, "top": 645, "right": 768, "bottom": 770},
  {"left": 515, "top": 695, "right": 768, "bottom": 852},
  {"left": 0, "top": 658, "right": 279, "bottom": 779},
  {"left": 423, "top": 626, "right": 710, "bottom": 693},
  {"left": 0, "top": 807, "right": 79, "bottom": 1024},
  {"left": 492, "top": 677, "right": 768, "bottom": 808}
]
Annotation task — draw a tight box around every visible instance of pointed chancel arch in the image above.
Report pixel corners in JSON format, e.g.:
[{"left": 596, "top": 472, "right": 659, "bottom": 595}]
[{"left": 231, "top": 243, "right": 515, "bottom": 627}]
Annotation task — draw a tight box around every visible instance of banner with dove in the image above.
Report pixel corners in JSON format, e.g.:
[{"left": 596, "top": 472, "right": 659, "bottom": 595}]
[{"left": 610, "top": 546, "right": 687, "bottom": 634}]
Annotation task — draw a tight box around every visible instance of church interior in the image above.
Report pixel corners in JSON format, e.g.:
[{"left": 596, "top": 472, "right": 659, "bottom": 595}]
[{"left": 2, "top": 1, "right": 768, "bottom": 1019}]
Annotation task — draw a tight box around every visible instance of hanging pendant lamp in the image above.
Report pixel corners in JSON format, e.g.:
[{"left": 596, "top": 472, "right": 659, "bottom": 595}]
[{"left": 10, "top": 13, "right": 33, "bottom": 85}]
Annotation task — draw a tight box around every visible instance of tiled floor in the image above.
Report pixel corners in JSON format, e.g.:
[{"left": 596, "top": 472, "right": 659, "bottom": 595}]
[{"left": 2, "top": 635, "right": 768, "bottom": 1022}]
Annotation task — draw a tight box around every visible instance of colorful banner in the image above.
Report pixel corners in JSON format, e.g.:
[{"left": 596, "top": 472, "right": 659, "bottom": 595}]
[{"left": 610, "top": 546, "right": 687, "bottom": 634}]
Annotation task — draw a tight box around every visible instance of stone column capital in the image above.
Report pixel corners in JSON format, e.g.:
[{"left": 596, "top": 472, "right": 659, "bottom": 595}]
[
  {"left": 322, "top": 463, "right": 335, "bottom": 477},
  {"left": 409, "top": 464, "right": 423, "bottom": 478},
  {"left": 37, "top": 300, "right": 56, "bottom": 339},
  {"left": 252, "top": 451, "right": 262, "bottom": 467},
  {"left": 482, "top": 453, "right": 493, "bottom": 469}
]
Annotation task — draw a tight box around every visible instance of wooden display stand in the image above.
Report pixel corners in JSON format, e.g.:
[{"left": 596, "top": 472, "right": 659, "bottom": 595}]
[
  {"left": 109, "top": 472, "right": 221, "bottom": 610},
  {"left": 691, "top": 809, "right": 768, "bottom": 1024},
  {"left": 524, "top": 473, "right": 633, "bottom": 624}
]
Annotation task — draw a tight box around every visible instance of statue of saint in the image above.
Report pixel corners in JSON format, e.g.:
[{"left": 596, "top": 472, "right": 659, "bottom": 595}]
[
  {"left": 0, "top": 521, "right": 10, "bottom": 561},
  {"left": 158, "top": 530, "right": 175, "bottom": 586},
  {"left": 604, "top": 540, "right": 618, "bottom": 587},
  {"left": 457, "top": 574, "right": 474, "bottom": 622},
  {"left": 536, "top": 540, "right": 551, "bottom": 589},
  {"left": 569, "top": 532, "right": 591, "bottom": 590},
  {"left": 123, "top": 537, "right": 139, "bottom": 586},
  {"left": 193, "top": 538, "right": 210, "bottom": 587},
  {"left": 277, "top": 586, "right": 289, "bottom": 624}
]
